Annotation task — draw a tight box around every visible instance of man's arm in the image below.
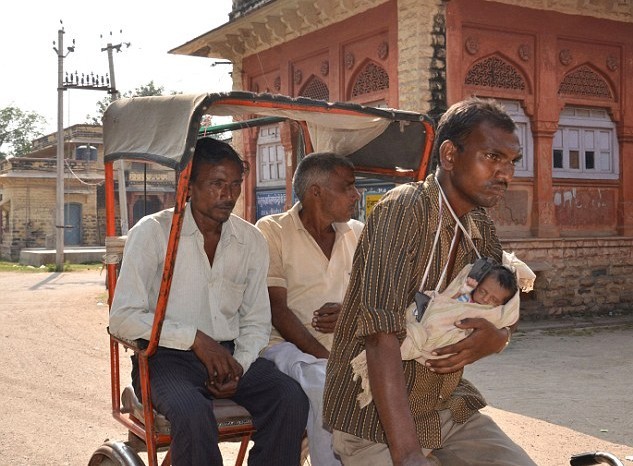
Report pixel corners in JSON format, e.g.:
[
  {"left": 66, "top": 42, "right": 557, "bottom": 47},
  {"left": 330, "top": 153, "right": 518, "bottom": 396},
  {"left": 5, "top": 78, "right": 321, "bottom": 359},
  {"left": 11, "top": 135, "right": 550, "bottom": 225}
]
[
  {"left": 269, "top": 286, "right": 330, "bottom": 359},
  {"left": 366, "top": 332, "right": 432, "bottom": 466},
  {"left": 232, "top": 231, "right": 273, "bottom": 373},
  {"left": 109, "top": 217, "right": 197, "bottom": 349}
]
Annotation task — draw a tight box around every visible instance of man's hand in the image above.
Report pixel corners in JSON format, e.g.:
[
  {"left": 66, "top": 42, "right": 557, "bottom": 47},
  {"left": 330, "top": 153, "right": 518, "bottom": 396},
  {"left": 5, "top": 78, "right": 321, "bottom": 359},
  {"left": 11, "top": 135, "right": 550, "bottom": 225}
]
[
  {"left": 424, "top": 318, "right": 507, "bottom": 374},
  {"left": 397, "top": 452, "right": 433, "bottom": 466},
  {"left": 191, "top": 330, "right": 243, "bottom": 398},
  {"left": 311, "top": 302, "right": 341, "bottom": 333}
]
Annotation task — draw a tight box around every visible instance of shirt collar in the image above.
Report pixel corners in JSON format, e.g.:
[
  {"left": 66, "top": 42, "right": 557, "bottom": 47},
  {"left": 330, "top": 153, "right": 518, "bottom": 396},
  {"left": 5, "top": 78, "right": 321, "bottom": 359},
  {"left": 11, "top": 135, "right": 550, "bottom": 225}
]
[{"left": 181, "top": 202, "right": 243, "bottom": 244}]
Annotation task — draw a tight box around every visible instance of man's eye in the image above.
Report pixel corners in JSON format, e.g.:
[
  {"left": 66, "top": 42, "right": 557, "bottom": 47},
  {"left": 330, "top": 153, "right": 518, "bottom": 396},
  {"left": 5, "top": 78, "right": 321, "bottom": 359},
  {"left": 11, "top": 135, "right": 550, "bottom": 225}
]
[{"left": 484, "top": 152, "right": 500, "bottom": 161}]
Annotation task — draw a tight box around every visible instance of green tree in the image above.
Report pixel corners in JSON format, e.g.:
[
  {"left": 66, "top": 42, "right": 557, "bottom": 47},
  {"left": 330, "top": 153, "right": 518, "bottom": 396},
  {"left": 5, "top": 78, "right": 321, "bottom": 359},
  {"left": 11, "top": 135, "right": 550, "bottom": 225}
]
[
  {"left": 86, "top": 81, "right": 171, "bottom": 125},
  {"left": 0, "top": 106, "right": 46, "bottom": 158}
]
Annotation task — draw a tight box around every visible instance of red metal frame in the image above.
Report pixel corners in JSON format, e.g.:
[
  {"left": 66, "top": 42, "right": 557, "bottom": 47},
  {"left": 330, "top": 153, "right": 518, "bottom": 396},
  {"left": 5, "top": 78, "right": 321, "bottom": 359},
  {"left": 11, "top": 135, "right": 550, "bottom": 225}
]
[
  {"left": 105, "top": 161, "right": 253, "bottom": 466},
  {"left": 102, "top": 93, "right": 435, "bottom": 466}
]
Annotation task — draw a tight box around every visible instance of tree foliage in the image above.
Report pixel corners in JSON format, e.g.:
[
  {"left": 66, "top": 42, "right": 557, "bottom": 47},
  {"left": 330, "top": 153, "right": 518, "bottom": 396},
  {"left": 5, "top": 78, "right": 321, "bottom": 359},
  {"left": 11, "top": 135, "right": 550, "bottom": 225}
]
[
  {"left": 86, "top": 81, "right": 171, "bottom": 125},
  {"left": 0, "top": 106, "right": 46, "bottom": 158}
]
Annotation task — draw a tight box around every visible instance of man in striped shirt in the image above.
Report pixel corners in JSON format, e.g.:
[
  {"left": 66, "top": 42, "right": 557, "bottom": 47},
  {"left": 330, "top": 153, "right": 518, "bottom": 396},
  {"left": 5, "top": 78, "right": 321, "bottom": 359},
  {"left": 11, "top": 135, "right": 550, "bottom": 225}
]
[{"left": 324, "top": 98, "right": 536, "bottom": 466}]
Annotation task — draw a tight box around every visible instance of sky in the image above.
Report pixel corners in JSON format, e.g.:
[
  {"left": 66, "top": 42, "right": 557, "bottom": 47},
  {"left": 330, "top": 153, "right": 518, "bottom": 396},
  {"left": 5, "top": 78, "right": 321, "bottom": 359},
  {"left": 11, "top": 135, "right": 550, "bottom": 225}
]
[{"left": 1, "top": 0, "right": 234, "bottom": 136}]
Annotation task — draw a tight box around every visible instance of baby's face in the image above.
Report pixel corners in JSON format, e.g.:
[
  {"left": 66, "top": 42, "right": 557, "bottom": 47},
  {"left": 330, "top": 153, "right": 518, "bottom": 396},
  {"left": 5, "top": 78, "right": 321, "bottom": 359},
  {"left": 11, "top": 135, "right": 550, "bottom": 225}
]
[{"left": 472, "top": 275, "right": 512, "bottom": 307}]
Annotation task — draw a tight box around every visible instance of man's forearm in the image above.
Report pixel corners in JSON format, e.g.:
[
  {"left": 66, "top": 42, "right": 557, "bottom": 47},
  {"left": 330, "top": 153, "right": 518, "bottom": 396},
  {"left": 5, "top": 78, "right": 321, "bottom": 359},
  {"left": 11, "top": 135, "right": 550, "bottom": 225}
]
[
  {"left": 273, "top": 307, "right": 329, "bottom": 358},
  {"left": 365, "top": 332, "right": 425, "bottom": 464}
]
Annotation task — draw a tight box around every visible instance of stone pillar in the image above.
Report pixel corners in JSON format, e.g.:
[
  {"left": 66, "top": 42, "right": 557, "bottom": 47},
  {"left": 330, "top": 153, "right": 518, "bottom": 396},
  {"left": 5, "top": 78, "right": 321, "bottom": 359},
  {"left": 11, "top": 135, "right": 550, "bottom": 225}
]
[
  {"left": 617, "top": 125, "right": 633, "bottom": 236},
  {"left": 239, "top": 126, "right": 259, "bottom": 223},
  {"left": 279, "top": 121, "right": 299, "bottom": 211},
  {"left": 397, "top": 0, "right": 443, "bottom": 113},
  {"left": 531, "top": 121, "right": 559, "bottom": 238}
]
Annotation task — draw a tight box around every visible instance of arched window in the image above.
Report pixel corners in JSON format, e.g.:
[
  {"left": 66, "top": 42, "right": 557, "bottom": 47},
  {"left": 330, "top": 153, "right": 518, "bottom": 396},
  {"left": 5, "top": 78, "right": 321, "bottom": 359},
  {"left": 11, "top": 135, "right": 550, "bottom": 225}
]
[
  {"left": 299, "top": 76, "right": 329, "bottom": 101},
  {"left": 558, "top": 65, "right": 613, "bottom": 100},
  {"left": 465, "top": 56, "right": 527, "bottom": 91},
  {"left": 350, "top": 61, "right": 389, "bottom": 99}
]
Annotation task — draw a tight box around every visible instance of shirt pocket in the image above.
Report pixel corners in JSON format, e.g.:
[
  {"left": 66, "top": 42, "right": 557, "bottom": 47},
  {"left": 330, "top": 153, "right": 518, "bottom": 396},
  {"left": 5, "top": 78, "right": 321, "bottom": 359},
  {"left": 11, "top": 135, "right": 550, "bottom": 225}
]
[{"left": 218, "top": 279, "right": 248, "bottom": 321}]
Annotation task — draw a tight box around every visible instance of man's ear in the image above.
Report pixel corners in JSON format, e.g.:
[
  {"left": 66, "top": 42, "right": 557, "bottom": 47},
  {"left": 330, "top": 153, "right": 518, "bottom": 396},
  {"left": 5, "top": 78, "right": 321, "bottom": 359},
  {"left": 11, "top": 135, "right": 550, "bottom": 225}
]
[
  {"left": 439, "top": 140, "right": 457, "bottom": 171},
  {"left": 309, "top": 183, "right": 321, "bottom": 198}
]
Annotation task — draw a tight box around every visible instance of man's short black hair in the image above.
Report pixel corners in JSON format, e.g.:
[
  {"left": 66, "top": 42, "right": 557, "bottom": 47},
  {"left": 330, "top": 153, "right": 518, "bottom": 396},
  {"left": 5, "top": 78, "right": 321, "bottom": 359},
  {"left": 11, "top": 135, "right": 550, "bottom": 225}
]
[
  {"left": 431, "top": 97, "right": 517, "bottom": 165},
  {"left": 191, "top": 138, "right": 249, "bottom": 182}
]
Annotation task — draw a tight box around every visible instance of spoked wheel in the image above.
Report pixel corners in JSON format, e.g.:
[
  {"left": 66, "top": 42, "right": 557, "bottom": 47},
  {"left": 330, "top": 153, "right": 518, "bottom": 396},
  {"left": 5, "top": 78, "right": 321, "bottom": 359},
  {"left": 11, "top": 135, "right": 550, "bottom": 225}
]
[{"left": 88, "top": 441, "right": 145, "bottom": 466}]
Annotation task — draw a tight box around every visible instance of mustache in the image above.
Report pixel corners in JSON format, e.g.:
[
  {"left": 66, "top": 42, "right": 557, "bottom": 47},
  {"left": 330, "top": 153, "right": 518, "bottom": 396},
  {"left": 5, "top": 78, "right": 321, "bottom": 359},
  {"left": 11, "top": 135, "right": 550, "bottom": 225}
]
[{"left": 489, "top": 180, "right": 508, "bottom": 190}]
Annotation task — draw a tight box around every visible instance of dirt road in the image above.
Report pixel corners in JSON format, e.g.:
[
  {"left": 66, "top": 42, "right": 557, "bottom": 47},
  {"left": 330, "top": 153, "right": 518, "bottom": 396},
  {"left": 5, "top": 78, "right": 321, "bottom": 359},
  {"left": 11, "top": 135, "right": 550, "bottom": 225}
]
[{"left": 0, "top": 269, "right": 631, "bottom": 466}]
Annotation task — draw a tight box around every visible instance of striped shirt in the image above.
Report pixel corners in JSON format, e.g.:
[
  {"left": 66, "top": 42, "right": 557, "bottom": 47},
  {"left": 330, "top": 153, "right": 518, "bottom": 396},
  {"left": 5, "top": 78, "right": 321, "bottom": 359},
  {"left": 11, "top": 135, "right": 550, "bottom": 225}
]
[{"left": 323, "top": 174, "right": 502, "bottom": 449}]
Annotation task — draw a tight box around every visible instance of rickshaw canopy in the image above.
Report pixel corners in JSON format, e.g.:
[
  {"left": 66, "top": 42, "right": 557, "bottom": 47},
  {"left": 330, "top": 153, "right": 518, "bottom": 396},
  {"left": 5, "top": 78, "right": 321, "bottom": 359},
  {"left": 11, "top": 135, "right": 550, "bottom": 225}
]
[{"left": 103, "top": 91, "right": 435, "bottom": 182}]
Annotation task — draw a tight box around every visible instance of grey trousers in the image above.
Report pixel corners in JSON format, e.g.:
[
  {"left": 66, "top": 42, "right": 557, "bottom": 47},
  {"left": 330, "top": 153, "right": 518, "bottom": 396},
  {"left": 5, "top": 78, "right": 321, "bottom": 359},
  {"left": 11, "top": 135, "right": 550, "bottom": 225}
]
[{"left": 332, "top": 410, "right": 537, "bottom": 466}]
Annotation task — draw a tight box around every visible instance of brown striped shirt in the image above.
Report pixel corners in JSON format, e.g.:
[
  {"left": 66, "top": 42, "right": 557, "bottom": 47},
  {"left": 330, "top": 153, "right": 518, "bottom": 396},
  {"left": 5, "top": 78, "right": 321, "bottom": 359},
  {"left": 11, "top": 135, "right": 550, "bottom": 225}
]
[{"left": 323, "top": 174, "right": 502, "bottom": 449}]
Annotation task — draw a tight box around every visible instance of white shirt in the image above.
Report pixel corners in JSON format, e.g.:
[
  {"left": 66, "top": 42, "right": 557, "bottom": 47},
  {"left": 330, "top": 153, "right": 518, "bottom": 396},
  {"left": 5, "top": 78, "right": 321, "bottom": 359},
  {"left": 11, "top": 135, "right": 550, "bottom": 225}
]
[
  {"left": 109, "top": 203, "right": 271, "bottom": 373},
  {"left": 256, "top": 202, "right": 364, "bottom": 351}
]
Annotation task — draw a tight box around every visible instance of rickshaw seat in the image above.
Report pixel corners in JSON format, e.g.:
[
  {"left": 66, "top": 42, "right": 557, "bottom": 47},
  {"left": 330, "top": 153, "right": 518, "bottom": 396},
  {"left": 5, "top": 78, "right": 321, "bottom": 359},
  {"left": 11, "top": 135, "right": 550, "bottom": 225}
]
[{"left": 120, "top": 385, "right": 254, "bottom": 436}]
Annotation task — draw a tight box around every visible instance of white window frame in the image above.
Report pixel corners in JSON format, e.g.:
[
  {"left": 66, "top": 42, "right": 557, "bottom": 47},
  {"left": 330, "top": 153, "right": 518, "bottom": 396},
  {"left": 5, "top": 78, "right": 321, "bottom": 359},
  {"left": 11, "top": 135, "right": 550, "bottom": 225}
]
[
  {"left": 256, "top": 125, "right": 286, "bottom": 188},
  {"left": 553, "top": 107, "right": 619, "bottom": 180},
  {"left": 497, "top": 100, "right": 533, "bottom": 177}
]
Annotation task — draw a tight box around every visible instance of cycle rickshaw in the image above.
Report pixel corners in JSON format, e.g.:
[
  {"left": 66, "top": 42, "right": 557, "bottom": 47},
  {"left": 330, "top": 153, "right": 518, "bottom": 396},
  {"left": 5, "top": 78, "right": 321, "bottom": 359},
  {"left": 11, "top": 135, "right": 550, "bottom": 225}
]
[{"left": 89, "top": 91, "right": 435, "bottom": 466}]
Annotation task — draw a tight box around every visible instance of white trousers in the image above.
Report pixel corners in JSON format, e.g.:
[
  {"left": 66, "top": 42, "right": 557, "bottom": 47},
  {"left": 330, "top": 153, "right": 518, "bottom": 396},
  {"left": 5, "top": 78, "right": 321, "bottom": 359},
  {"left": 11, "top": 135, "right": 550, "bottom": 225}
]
[{"left": 263, "top": 342, "right": 342, "bottom": 466}]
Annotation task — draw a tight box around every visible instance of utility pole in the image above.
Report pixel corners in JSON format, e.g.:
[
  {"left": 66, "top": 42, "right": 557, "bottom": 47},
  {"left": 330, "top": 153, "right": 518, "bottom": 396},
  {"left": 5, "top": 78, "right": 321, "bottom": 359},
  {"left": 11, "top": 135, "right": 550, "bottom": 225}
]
[
  {"left": 102, "top": 32, "right": 131, "bottom": 235},
  {"left": 52, "top": 23, "right": 75, "bottom": 271},
  {"left": 52, "top": 25, "right": 128, "bottom": 271}
]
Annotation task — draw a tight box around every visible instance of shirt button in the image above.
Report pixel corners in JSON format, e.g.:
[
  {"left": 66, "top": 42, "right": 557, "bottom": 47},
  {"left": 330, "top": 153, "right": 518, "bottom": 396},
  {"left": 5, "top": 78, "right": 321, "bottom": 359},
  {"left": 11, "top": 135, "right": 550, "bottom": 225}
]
[{"left": 438, "top": 395, "right": 443, "bottom": 400}]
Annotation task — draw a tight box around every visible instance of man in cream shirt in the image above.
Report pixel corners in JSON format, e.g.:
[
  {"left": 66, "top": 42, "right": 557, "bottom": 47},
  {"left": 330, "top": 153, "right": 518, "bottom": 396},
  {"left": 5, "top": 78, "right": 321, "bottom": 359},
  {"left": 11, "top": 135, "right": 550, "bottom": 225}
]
[{"left": 256, "top": 152, "right": 363, "bottom": 466}]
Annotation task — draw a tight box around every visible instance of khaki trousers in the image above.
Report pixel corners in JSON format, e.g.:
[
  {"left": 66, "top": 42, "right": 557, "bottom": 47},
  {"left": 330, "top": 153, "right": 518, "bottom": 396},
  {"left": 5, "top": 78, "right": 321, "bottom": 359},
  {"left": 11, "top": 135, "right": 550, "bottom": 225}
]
[{"left": 332, "top": 410, "right": 537, "bottom": 466}]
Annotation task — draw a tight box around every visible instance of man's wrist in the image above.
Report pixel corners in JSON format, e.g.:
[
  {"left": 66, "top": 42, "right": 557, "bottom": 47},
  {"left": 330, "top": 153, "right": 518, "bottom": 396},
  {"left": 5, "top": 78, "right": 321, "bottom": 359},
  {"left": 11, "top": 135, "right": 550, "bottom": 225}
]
[{"left": 496, "top": 326, "right": 511, "bottom": 353}]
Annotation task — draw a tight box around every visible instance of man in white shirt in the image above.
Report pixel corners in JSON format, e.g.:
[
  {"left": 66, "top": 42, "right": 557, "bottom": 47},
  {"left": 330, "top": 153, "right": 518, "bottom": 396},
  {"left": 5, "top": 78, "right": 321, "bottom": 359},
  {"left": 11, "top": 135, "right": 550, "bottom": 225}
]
[
  {"left": 109, "top": 137, "right": 309, "bottom": 466},
  {"left": 256, "top": 153, "right": 363, "bottom": 466}
]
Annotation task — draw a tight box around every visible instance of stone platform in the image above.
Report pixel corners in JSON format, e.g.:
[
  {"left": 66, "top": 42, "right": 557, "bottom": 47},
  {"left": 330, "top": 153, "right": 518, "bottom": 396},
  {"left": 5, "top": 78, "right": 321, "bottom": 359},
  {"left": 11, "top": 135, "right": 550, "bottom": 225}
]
[{"left": 19, "top": 247, "right": 105, "bottom": 266}]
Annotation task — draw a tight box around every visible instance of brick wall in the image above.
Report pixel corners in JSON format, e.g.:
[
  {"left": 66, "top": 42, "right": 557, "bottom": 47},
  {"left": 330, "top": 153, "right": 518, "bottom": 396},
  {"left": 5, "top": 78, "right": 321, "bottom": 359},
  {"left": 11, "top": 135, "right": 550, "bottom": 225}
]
[{"left": 503, "top": 237, "right": 633, "bottom": 320}]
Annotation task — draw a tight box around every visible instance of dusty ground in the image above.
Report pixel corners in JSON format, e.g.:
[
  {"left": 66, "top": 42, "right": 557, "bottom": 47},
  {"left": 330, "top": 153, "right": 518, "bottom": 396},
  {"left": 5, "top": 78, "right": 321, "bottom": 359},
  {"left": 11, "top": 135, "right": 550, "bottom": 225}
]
[{"left": 0, "top": 269, "right": 631, "bottom": 466}]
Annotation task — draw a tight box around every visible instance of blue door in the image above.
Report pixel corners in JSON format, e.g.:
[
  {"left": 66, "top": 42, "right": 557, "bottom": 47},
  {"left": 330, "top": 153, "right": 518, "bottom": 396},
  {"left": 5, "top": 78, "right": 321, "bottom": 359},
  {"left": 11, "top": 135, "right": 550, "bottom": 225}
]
[{"left": 64, "top": 203, "right": 82, "bottom": 245}]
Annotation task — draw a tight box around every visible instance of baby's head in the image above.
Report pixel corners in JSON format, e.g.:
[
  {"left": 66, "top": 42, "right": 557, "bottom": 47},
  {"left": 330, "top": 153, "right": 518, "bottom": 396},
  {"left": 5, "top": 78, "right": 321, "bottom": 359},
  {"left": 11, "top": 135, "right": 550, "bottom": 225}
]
[{"left": 471, "top": 265, "right": 518, "bottom": 307}]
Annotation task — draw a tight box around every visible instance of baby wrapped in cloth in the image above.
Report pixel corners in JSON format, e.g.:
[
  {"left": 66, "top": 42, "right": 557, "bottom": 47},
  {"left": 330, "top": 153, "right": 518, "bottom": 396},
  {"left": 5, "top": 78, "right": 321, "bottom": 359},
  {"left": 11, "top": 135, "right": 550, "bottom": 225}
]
[{"left": 350, "top": 251, "right": 535, "bottom": 408}]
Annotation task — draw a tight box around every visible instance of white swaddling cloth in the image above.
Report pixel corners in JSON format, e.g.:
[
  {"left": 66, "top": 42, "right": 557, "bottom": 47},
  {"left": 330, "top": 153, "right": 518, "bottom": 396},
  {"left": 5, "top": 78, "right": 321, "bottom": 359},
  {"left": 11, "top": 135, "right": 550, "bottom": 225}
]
[{"left": 350, "top": 251, "right": 535, "bottom": 408}]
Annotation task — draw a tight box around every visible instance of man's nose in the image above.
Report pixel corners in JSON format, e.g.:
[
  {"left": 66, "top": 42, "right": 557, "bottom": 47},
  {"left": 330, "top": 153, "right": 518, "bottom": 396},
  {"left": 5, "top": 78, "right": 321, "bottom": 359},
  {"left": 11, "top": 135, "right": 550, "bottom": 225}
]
[{"left": 496, "top": 162, "right": 514, "bottom": 182}]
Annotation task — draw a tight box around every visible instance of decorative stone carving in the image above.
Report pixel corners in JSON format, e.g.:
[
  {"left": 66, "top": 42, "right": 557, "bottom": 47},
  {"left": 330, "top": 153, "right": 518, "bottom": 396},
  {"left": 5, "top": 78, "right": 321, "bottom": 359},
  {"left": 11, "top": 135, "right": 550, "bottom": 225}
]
[
  {"left": 559, "top": 65, "right": 612, "bottom": 99},
  {"left": 464, "top": 56, "right": 526, "bottom": 91},
  {"left": 320, "top": 60, "right": 329, "bottom": 77},
  {"left": 377, "top": 41, "right": 389, "bottom": 60},
  {"left": 294, "top": 69, "right": 303, "bottom": 85},
  {"left": 274, "top": 76, "right": 281, "bottom": 92},
  {"left": 559, "top": 49, "right": 572, "bottom": 66},
  {"left": 518, "top": 44, "right": 530, "bottom": 61},
  {"left": 465, "top": 36, "right": 479, "bottom": 55},
  {"left": 299, "top": 77, "right": 330, "bottom": 101},
  {"left": 607, "top": 55, "right": 619, "bottom": 72},
  {"left": 344, "top": 51, "right": 355, "bottom": 70},
  {"left": 351, "top": 62, "right": 389, "bottom": 97}
]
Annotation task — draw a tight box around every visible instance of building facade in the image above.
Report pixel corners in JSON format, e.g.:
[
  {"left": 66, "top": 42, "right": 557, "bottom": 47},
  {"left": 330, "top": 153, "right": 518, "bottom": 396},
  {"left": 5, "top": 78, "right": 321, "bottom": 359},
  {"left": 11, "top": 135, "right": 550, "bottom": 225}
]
[
  {"left": 171, "top": 0, "right": 633, "bottom": 318},
  {"left": 0, "top": 125, "right": 176, "bottom": 261}
]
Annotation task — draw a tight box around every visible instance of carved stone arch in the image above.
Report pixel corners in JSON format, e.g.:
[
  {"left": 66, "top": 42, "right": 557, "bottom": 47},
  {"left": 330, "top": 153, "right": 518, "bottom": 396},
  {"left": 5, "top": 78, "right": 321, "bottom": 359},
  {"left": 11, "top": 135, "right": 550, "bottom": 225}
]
[
  {"left": 298, "top": 75, "right": 330, "bottom": 101},
  {"left": 558, "top": 63, "right": 615, "bottom": 100},
  {"left": 349, "top": 59, "right": 389, "bottom": 99},
  {"left": 464, "top": 54, "right": 529, "bottom": 93}
]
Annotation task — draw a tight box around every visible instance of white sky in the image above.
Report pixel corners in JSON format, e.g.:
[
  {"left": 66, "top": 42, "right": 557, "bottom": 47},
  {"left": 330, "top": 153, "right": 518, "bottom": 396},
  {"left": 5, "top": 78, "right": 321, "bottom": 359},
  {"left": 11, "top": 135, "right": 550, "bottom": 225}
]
[{"left": 1, "top": 0, "right": 234, "bottom": 135}]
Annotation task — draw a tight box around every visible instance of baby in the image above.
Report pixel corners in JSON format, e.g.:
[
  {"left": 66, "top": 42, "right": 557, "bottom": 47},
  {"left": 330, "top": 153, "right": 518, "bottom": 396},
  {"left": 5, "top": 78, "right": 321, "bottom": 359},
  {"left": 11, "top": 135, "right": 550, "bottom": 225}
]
[
  {"left": 454, "top": 263, "right": 518, "bottom": 307},
  {"left": 351, "top": 253, "right": 530, "bottom": 408}
]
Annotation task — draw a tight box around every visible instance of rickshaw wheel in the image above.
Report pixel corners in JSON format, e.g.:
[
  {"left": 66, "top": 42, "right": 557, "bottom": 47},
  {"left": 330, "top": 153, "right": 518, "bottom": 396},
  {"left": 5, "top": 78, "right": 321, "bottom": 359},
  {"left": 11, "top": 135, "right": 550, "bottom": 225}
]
[{"left": 88, "top": 440, "right": 145, "bottom": 466}]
